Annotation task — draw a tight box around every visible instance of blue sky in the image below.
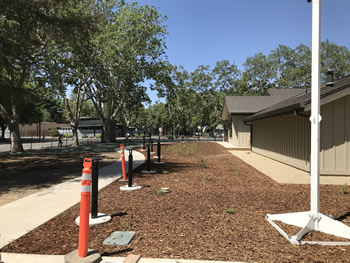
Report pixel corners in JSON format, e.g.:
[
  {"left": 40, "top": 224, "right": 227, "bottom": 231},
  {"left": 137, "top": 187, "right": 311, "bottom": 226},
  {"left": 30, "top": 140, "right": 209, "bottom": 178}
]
[{"left": 129, "top": 0, "right": 350, "bottom": 103}]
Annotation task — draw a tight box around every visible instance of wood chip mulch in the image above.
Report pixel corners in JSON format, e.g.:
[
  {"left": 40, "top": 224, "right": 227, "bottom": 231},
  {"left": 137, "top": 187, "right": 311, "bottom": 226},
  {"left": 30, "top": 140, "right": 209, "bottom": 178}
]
[{"left": 2, "top": 142, "right": 350, "bottom": 262}]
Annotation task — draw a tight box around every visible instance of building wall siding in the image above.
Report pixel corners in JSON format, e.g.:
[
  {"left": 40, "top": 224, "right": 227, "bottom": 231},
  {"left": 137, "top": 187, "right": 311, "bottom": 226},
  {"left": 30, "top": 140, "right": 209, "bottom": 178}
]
[
  {"left": 252, "top": 94, "right": 350, "bottom": 175},
  {"left": 228, "top": 115, "right": 250, "bottom": 146},
  {"left": 252, "top": 115, "right": 311, "bottom": 171}
]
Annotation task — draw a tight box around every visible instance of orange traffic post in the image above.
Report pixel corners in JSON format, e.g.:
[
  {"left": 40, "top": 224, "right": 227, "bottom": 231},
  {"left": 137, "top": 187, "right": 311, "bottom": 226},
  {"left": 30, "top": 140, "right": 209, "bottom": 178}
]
[
  {"left": 78, "top": 158, "right": 92, "bottom": 258},
  {"left": 120, "top": 144, "right": 127, "bottom": 181}
]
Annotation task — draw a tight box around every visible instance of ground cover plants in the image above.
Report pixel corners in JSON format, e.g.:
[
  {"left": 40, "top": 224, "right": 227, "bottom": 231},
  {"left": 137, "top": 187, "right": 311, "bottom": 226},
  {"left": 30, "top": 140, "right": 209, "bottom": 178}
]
[{"left": 2, "top": 142, "right": 350, "bottom": 262}]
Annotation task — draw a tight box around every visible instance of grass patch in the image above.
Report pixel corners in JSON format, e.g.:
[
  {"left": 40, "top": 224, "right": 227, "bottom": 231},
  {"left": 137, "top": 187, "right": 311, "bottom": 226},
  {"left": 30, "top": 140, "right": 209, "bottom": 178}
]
[
  {"left": 167, "top": 143, "right": 183, "bottom": 152},
  {"left": 177, "top": 143, "right": 189, "bottom": 153},
  {"left": 188, "top": 143, "right": 197, "bottom": 155}
]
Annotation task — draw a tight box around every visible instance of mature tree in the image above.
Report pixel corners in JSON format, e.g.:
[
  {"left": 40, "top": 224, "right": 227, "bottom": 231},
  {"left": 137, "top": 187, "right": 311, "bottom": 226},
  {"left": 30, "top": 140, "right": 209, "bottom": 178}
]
[
  {"left": 321, "top": 40, "right": 350, "bottom": 81},
  {"left": 86, "top": 1, "right": 167, "bottom": 142},
  {"left": 0, "top": 0, "right": 96, "bottom": 152},
  {"left": 243, "top": 41, "right": 350, "bottom": 94},
  {"left": 243, "top": 53, "right": 273, "bottom": 95}
]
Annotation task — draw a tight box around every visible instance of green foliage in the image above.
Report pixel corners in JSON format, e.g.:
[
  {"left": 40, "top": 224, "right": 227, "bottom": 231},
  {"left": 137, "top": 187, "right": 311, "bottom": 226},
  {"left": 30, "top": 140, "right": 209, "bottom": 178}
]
[
  {"left": 198, "top": 155, "right": 208, "bottom": 168},
  {"left": 225, "top": 209, "right": 235, "bottom": 214},
  {"left": 81, "top": 134, "right": 88, "bottom": 138},
  {"left": 177, "top": 143, "right": 189, "bottom": 153},
  {"left": 188, "top": 143, "right": 197, "bottom": 155},
  {"left": 201, "top": 174, "right": 212, "bottom": 182},
  {"left": 162, "top": 170, "right": 169, "bottom": 174},
  {"left": 156, "top": 189, "right": 166, "bottom": 196},
  {"left": 236, "top": 170, "right": 241, "bottom": 175},
  {"left": 48, "top": 129, "right": 59, "bottom": 137},
  {"left": 121, "top": 222, "right": 134, "bottom": 231},
  {"left": 96, "top": 134, "right": 102, "bottom": 138},
  {"left": 167, "top": 143, "right": 182, "bottom": 152},
  {"left": 63, "top": 134, "right": 73, "bottom": 138},
  {"left": 340, "top": 184, "right": 349, "bottom": 195}
]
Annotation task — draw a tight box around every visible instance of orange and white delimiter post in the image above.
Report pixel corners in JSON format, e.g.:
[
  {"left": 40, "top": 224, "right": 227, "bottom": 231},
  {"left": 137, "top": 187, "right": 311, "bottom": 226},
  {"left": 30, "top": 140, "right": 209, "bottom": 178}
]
[
  {"left": 120, "top": 144, "right": 127, "bottom": 181},
  {"left": 78, "top": 158, "right": 92, "bottom": 258}
]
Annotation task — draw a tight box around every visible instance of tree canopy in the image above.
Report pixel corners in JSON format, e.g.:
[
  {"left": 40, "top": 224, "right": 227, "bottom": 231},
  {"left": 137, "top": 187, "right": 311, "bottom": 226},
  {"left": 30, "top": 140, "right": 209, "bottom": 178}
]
[{"left": 1, "top": 0, "right": 349, "bottom": 152}]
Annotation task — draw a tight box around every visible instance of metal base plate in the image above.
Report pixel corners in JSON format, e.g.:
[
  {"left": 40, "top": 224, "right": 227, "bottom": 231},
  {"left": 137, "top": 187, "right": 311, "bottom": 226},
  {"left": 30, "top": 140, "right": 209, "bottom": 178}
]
[
  {"left": 153, "top": 162, "right": 165, "bottom": 165},
  {"left": 141, "top": 170, "right": 157, "bottom": 174},
  {"left": 103, "top": 231, "right": 135, "bottom": 246},
  {"left": 266, "top": 211, "right": 350, "bottom": 245},
  {"left": 120, "top": 185, "right": 142, "bottom": 191},
  {"left": 75, "top": 213, "right": 112, "bottom": 226}
]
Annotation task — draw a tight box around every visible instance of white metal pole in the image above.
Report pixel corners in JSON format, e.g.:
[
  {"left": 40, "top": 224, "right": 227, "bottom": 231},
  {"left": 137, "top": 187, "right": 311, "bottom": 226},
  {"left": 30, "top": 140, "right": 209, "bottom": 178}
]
[{"left": 310, "top": 0, "right": 321, "bottom": 215}]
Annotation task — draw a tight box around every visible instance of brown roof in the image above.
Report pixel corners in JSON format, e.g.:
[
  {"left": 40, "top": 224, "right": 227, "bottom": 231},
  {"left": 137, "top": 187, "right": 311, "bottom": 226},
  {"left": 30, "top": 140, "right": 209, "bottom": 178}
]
[
  {"left": 244, "top": 74, "right": 350, "bottom": 122},
  {"left": 267, "top": 88, "right": 306, "bottom": 97},
  {"left": 224, "top": 96, "right": 287, "bottom": 114}
]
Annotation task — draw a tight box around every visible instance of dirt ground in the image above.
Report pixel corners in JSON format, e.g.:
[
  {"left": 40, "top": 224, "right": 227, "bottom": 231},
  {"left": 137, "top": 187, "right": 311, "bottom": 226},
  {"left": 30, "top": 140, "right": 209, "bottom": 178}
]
[
  {"left": 2, "top": 142, "right": 350, "bottom": 262},
  {"left": 0, "top": 146, "right": 120, "bottom": 206}
]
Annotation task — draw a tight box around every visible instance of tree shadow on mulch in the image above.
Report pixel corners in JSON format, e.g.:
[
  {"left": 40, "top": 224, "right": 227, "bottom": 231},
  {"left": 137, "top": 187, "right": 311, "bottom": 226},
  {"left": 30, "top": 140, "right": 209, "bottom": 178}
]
[{"left": 0, "top": 144, "right": 120, "bottom": 196}]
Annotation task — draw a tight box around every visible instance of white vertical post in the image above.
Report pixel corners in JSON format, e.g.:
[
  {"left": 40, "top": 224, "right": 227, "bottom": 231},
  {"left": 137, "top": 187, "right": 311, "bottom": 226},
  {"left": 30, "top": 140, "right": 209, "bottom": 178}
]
[{"left": 310, "top": 0, "right": 321, "bottom": 215}]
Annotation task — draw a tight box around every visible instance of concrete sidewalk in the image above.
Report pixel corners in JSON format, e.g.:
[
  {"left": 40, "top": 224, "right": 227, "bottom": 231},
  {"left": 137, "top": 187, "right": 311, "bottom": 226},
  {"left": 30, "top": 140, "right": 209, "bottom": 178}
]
[
  {"left": 0, "top": 150, "right": 145, "bottom": 249},
  {"left": 0, "top": 253, "right": 243, "bottom": 263},
  {"left": 229, "top": 150, "right": 350, "bottom": 185}
]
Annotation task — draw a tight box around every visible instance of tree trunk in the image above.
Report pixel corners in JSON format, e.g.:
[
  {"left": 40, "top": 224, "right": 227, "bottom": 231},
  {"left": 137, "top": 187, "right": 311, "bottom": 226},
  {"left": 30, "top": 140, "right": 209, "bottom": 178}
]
[
  {"left": 103, "top": 117, "right": 116, "bottom": 143},
  {"left": 71, "top": 124, "right": 79, "bottom": 146},
  {"left": 0, "top": 124, "right": 6, "bottom": 141},
  {"left": 9, "top": 120, "right": 24, "bottom": 153}
]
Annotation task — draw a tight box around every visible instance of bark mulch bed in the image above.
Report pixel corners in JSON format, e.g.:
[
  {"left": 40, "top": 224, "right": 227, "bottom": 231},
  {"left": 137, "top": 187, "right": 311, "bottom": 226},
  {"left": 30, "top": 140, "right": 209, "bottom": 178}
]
[{"left": 2, "top": 142, "right": 350, "bottom": 262}]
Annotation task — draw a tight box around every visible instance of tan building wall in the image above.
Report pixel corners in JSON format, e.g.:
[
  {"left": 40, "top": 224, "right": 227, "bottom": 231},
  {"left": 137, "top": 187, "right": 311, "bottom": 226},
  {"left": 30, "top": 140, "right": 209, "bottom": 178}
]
[
  {"left": 252, "top": 94, "right": 350, "bottom": 176},
  {"left": 228, "top": 115, "right": 251, "bottom": 147},
  {"left": 19, "top": 122, "right": 69, "bottom": 137}
]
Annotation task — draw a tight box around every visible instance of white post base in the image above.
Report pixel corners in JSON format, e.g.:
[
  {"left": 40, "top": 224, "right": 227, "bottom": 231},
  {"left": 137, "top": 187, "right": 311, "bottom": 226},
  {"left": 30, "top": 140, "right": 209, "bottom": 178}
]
[{"left": 266, "top": 211, "right": 350, "bottom": 245}]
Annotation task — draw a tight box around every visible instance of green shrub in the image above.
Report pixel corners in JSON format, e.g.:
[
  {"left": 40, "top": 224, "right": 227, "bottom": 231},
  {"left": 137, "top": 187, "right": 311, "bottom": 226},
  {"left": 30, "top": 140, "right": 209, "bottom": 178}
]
[
  {"left": 226, "top": 208, "right": 235, "bottom": 214},
  {"left": 340, "top": 183, "right": 349, "bottom": 195},
  {"left": 157, "top": 189, "right": 165, "bottom": 196},
  {"left": 81, "top": 134, "right": 88, "bottom": 138},
  {"left": 48, "top": 129, "right": 59, "bottom": 137},
  {"left": 63, "top": 134, "right": 73, "bottom": 138},
  {"left": 96, "top": 134, "right": 102, "bottom": 138},
  {"left": 198, "top": 155, "right": 208, "bottom": 168}
]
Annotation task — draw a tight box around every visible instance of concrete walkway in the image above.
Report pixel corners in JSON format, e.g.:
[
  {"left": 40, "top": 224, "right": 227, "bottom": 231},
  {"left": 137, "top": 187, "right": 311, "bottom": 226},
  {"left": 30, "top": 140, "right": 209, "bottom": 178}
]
[
  {"left": 0, "top": 150, "right": 144, "bottom": 249},
  {"left": 229, "top": 150, "right": 350, "bottom": 185},
  {"left": 215, "top": 142, "right": 249, "bottom": 150},
  {"left": 0, "top": 253, "right": 243, "bottom": 263}
]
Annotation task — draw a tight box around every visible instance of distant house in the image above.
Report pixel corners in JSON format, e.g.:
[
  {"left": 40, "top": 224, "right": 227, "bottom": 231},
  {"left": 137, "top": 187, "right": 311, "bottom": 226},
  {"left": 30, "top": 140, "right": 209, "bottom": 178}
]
[
  {"left": 244, "top": 74, "right": 350, "bottom": 176},
  {"left": 221, "top": 89, "right": 305, "bottom": 147},
  {"left": 77, "top": 117, "right": 102, "bottom": 137}
]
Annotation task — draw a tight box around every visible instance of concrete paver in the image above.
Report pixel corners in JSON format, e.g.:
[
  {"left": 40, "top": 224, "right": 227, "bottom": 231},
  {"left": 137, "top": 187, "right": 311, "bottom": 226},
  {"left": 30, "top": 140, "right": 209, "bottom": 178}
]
[
  {"left": 0, "top": 150, "right": 144, "bottom": 249},
  {"left": 229, "top": 150, "right": 350, "bottom": 185}
]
